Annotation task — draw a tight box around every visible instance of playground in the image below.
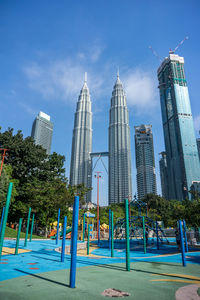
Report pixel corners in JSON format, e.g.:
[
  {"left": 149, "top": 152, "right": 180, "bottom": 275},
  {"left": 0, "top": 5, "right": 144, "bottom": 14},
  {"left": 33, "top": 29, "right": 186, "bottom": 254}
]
[{"left": 1, "top": 185, "right": 200, "bottom": 299}]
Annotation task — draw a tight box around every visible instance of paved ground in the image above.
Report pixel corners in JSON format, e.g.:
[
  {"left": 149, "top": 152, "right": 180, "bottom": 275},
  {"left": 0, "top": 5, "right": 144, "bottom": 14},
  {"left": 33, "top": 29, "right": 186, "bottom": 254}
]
[{"left": 0, "top": 239, "right": 200, "bottom": 299}]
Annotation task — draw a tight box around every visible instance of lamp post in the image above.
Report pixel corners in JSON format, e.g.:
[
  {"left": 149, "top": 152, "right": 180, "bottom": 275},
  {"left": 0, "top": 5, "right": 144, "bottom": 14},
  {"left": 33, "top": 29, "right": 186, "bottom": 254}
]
[{"left": 94, "top": 172, "right": 101, "bottom": 241}]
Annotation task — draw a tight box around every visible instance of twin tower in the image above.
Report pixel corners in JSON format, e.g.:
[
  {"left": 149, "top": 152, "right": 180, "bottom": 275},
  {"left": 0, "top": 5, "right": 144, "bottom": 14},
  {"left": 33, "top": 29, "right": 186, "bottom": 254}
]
[{"left": 69, "top": 74, "right": 132, "bottom": 204}]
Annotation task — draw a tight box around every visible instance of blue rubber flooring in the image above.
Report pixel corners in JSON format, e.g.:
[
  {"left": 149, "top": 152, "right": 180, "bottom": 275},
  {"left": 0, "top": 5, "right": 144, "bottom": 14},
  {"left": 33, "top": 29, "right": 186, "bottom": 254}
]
[{"left": 1, "top": 239, "right": 200, "bottom": 282}]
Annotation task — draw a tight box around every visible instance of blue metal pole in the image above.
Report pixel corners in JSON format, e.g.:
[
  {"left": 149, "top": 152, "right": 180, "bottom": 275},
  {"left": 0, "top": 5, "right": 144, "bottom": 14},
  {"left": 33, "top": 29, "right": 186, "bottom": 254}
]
[
  {"left": 98, "top": 220, "right": 100, "bottom": 246},
  {"left": 56, "top": 208, "right": 60, "bottom": 245},
  {"left": 109, "top": 209, "right": 111, "bottom": 250},
  {"left": 0, "top": 207, "right": 5, "bottom": 236},
  {"left": 156, "top": 221, "right": 159, "bottom": 250},
  {"left": 61, "top": 216, "right": 67, "bottom": 262},
  {"left": 24, "top": 207, "right": 31, "bottom": 247},
  {"left": 182, "top": 220, "right": 188, "bottom": 253},
  {"left": 179, "top": 220, "right": 186, "bottom": 267},
  {"left": 69, "top": 196, "right": 79, "bottom": 288}
]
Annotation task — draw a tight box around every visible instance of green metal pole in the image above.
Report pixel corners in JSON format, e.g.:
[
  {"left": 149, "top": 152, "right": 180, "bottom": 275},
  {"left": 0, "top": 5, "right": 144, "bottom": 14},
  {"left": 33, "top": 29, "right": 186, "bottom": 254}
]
[
  {"left": 83, "top": 213, "right": 85, "bottom": 242},
  {"left": 142, "top": 216, "right": 146, "bottom": 254},
  {"left": 15, "top": 218, "right": 23, "bottom": 255},
  {"left": 87, "top": 223, "right": 90, "bottom": 255},
  {"left": 125, "top": 199, "right": 130, "bottom": 271},
  {"left": 29, "top": 213, "right": 35, "bottom": 242},
  {"left": 24, "top": 207, "right": 31, "bottom": 247},
  {"left": 111, "top": 211, "right": 114, "bottom": 257},
  {"left": 0, "top": 182, "right": 13, "bottom": 260}
]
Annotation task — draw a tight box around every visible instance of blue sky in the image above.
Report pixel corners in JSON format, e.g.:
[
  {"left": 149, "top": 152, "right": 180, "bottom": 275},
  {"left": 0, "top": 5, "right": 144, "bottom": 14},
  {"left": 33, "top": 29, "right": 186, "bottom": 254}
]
[{"left": 0, "top": 0, "right": 200, "bottom": 205}]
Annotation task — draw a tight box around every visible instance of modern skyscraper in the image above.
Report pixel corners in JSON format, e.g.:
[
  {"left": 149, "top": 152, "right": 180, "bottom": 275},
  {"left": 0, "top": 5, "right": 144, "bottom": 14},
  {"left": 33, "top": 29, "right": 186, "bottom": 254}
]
[
  {"left": 69, "top": 76, "right": 92, "bottom": 201},
  {"left": 196, "top": 138, "right": 200, "bottom": 160},
  {"left": 31, "top": 111, "right": 53, "bottom": 155},
  {"left": 134, "top": 124, "right": 157, "bottom": 200},
  {"left": 109, "top": 74, "right": 132, "bottom": 204},
  {"left": 159, "top": 151, "right": 169, "bottom": 200},
  {"left": 158, "top": 53, "right": 200, "bottom": 200}
]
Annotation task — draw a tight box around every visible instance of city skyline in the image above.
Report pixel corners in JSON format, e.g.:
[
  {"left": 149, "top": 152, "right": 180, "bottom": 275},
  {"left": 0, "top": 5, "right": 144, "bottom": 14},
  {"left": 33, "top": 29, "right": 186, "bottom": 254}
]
[{"left": 1, "top": 1, "right": 200, "bottom": 205}]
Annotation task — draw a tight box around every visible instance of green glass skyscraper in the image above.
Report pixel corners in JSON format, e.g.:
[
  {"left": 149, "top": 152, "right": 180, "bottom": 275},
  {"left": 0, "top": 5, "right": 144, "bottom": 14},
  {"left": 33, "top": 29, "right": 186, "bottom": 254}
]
[
  {"left": 158, "top": 53, "right": 200, "bottom": 200},
  {"left": 31, "top": 111, "right": 53, "bottom": 155}
]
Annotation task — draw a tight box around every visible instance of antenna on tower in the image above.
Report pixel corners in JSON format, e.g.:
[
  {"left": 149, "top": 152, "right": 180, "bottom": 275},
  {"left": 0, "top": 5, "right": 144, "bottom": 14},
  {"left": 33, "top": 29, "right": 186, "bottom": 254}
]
[
  {"left": 117, "top": 66, "right": 119, "bottom": 78},
  {"left": 84, "top": 72, "right": 87, "bottom": 83},
  {"left": 169, "top": 36, "right": 189, "bottom": 54},
  {"left": 149, "top": 46, "right": 162, "bottom": 62}
]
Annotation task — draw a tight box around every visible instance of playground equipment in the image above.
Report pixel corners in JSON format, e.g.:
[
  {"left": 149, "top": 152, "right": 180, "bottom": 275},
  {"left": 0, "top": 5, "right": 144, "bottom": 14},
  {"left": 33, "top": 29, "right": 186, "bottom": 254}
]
[
  {"left": 0, "top": 182, "right": 13, "bottom": 259},
  {"left": 24, "top": 207, "right": 31, "bottom": 247},
  {"left": 82, "top": 211, "right": 95, "bottom": 241},
  {"left": 114, "top": 215, "right": 169, "bottom": 246}
]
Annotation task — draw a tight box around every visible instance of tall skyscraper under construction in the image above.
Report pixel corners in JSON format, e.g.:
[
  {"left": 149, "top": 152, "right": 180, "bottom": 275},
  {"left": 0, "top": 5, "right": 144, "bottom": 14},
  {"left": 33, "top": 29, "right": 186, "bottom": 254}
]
[
  {"left": 135, "top": 124, "right": 157, "bottom": 200},
  {"left": 158, "top": 53, "right": 200, "bottom": 200},
  {"left": 31, "top": 111, "right": 53, "bottom": 155},
  {"left": 108, "top": 74, "right": 132, "bottom": 204},
  {"left": 69, "top": 77, "right": 92, "bottom": 201}
]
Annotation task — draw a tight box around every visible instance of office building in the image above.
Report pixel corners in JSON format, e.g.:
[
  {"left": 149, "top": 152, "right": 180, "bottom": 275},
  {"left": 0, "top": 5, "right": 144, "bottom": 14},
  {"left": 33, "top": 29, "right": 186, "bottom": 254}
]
[
  {"left": 157, "top": 53, "right": 200, "bottom": 200},
  {"left": 69, "top": 77, "right": 92, "bottom": 201},
  {"left": 31, "top": 111, "right": 53, "bottom": 155},
  {"left": 108, "top": 74, "right": 132, "bottom": 204},
  {"left": 135, "top": 124, "right": 157, "bottom": 200}
]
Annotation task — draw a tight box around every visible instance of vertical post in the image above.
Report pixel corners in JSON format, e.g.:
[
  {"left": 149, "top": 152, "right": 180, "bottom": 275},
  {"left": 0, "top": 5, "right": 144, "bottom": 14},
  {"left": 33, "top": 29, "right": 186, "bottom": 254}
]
[
  {"left": 125, "top": 199, "right": 130, "bottom": 271},
  {"left": 0, "top": 182, "right": 13, "bottom": 259},
  {"left": 24, "top": 207, "right": 31, "bottom": 247},
  {"left": 87, "top": 223, "right": 90, "bottom": 255},
  {"left": 15, "top": 218, "right": 23, "bottom": 255},
  {"left": 56, "top": 208, "right": 60, "bottom": 245},
  {"left": 156, "top": 221, "right": 159, "bottom": 250},
  {"left": 179, "top": 220, "right": 186, "bottom": 267},
  {"left": 95, "top": 172, "right": 101, "bottom": 241},
  {"left": 83, "top": 213, "right": 85, "bottom": 242},
  {"left": 29, "top": 213, "right": 35, "bottom": 242},
  {"left": 111, "top": 211, "right": 114, "bottom": 257},
  {"left": 142, "top": 216, "right": 146, "bottom": 254},
  {"left": 69, "top": 196, "right": 79, "bottom": 288},
  {"left": 109, "top": 209, "right": 111, "bottom": 250},
  {"left": 0, "top": 207, "right": 5, "bottom": 235},
  {"left": 98, "top": 220, "right": 100, "bottom": 246},
  {"left": 61, "top": 216, "right": 67, "bottom": 262},
  {"left": 182, "top": 219, "right": 188, "bottom": 253}
]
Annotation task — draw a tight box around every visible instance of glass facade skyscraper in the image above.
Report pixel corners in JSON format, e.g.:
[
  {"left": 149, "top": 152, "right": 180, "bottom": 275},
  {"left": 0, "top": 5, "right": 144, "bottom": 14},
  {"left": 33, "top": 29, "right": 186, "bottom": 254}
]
[
  {"left": 135, "top": 124, "right": 157, "bottom": 200},
  {"left": 31, "top": 111, "right": 53, "bottom": 155},
  {"left": 69, "top": 78, "right": 92, "bottom": 202},
  {"left": 109, "top": 74, "right": 132, "bottom": 204},
  {"left": 158, "top": 53, "right": 200, "bottom": 200}
]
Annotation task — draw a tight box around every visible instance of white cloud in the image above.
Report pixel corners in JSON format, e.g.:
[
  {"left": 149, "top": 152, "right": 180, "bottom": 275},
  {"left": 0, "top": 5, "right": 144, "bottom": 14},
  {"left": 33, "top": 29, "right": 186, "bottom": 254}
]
[
  {"left": 193, "top": 115, "right": 200, "bottom": 132},
  {"left": 18, "top": 102, "right": 37, "bottom": 115},
  {"left": 123, "top": 69, "right": 158, "bottom": 112}
]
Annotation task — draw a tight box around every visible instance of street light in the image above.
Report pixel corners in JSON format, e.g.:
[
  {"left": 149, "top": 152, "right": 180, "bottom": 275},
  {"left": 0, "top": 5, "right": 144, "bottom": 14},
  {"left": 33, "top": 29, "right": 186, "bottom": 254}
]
[{"left": 94, "top": 172, "right": 102, "bottom": 241}]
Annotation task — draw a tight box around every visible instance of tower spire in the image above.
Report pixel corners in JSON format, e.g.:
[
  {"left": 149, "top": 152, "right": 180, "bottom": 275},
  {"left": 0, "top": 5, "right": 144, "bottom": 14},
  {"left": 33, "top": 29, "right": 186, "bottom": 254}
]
[
  {"left": 84, "top": 72, "right": 87, "bottom": 83},
  {"left": 117, "top": 67, "right": 119, "bottom": 79}
]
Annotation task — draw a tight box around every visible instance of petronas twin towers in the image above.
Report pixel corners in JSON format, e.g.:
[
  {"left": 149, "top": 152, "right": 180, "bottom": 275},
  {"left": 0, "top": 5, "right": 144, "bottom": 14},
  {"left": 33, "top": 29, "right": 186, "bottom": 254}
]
[{"left": 70, "top": 74, "right": 132, "bottom": 204}]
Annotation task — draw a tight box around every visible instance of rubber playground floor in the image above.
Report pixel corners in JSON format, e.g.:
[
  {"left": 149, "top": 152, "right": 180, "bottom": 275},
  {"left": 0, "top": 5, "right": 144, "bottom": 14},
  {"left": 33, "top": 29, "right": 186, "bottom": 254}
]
[{"left": 0, "top": 239, "right": 200, "bottom": 300}]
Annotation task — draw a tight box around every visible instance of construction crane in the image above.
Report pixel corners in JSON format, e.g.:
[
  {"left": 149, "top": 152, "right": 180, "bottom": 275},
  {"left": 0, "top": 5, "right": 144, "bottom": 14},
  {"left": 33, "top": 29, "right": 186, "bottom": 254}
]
[
  {"left": 149, "top": 36, "right": 189, "bottom": 61},
  {"left": 169, "top": 36, "right": 189, "bottom": 54}
]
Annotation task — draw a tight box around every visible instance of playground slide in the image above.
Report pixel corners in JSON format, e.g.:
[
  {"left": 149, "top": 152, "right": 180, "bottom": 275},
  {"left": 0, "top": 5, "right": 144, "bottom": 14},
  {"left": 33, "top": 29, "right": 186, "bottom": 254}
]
[{"left": 66, "top": 227, "right": 72, "bottom": 234}]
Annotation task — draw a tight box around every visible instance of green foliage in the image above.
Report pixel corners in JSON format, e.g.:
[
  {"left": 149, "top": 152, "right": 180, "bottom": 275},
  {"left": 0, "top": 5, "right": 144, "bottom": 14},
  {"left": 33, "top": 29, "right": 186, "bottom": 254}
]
[{"left": 0, "top": 127, "right": 90, "bottom": 230}]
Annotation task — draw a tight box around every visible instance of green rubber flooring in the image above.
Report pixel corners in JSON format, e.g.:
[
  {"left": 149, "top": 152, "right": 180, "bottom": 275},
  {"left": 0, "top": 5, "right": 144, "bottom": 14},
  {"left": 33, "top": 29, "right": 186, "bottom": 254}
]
[{"left": 1, "top": 261, "right": 200, "bottom": 300}]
